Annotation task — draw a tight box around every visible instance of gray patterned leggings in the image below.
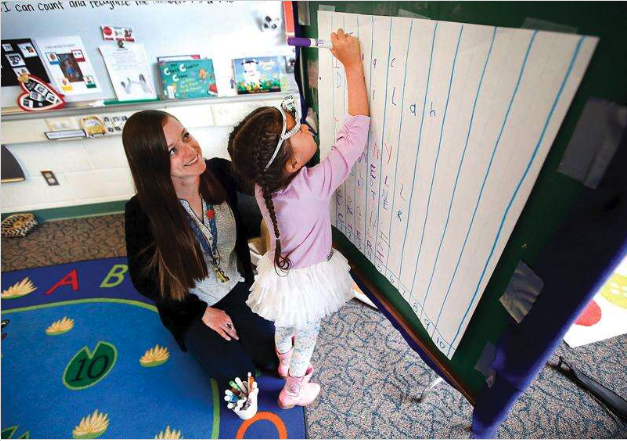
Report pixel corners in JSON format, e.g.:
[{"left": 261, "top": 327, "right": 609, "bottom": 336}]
[{"left": 275, "top": 321, "right": 321, "bottom": 377}]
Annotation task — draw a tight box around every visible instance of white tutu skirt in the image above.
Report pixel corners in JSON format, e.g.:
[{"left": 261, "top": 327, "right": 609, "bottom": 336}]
[{"left": 247, "top": 249, "right": 355, "bottom": 328}]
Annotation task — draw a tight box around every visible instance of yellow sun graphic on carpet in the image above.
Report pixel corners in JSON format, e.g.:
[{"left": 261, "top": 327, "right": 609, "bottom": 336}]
[
  {"left": 155, "top": 426, "right": 183, "bottom": 439},
  {"left": 140, "top": 345, "right": 170, "bottom": 367},
  {"left": 600, "top": 273, "right": 627, "bottom": 309},
  {"left": 46, "top": 317, "right": 75, "bottom": 335},
  {"left": 1, "top": 277, "right": 37, "bottom": 300},
  {"left": 72, "top": 410, "right": 109, "bottom": 439}
]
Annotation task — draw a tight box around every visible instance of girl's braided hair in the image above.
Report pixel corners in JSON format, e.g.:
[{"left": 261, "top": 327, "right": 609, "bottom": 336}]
[{"left": 228, "top": 107, "right": 293, "bottom": 272}]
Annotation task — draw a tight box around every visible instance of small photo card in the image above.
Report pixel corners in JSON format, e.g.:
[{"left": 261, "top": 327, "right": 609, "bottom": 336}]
[
  {"left": 72, "top": 49, "right": 86, "bottom": 62},
  {"left": 46, "top": 52, "right": 60, "bottom": 65},
  {"left": 29, "top": 90, "right": 44, "bottom": 101},
  {"left": 18, "top": 42, "right": 38, "bottom": 58},
  {"left": 34, "top": 83, "right": 48, "bottom": 94},
  {"left": 6, "top": 52, "right": 25, "bottom": 67},
  {"left": 12, "top": 66, "right": 30, "bottom": 78}
]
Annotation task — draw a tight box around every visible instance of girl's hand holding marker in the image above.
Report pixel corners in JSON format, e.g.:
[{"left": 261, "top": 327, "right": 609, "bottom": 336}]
[
  {"left": 287, "top": 31, "right": 355, "bottom": 49},
  {"left": 224, "top": 372, "right": 259, "bottom": 420}
]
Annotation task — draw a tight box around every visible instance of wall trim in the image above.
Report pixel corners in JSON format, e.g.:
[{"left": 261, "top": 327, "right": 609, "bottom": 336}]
[{"left": 1, "top": 200, "right": 128, "bottom": 223}]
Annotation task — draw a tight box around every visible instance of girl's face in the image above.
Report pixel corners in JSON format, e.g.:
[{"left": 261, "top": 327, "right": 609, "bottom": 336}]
[
  {"left": 284, "top": 112, "right": 317, "bottom": 169},
  {"left": 163, "top": 117, "right": 206, "bottom": 182}
]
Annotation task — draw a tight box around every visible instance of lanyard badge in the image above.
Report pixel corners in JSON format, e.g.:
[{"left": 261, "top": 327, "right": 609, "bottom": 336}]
[{"left": 185, "top": 201, "right": 230, "bottom": 284}]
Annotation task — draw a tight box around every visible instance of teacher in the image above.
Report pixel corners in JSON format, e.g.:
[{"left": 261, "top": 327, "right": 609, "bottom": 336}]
[{"left": 122, "top": 110, "right": 278, "bottom": 393}]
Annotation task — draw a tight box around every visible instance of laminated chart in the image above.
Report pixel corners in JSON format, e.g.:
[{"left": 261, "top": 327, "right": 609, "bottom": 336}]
[{"left": 318, "top": 11, "right": 597, "bottom": 358}]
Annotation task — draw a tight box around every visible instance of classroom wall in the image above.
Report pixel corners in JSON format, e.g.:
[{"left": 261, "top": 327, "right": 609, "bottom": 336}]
[
  {"left": 1, "top": 2, "right": 296, "bottom": 216},
  {"left": 0, "top": 2, "right": 293, "bottom": 105},
  {"left": 2, "top": 124, "right": 232, "bottom": 213}
]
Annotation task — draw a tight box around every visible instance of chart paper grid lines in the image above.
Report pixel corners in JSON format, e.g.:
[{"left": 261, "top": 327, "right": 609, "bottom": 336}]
[{"left": 318, "top": 11, "right": 597, "bottom": 358}]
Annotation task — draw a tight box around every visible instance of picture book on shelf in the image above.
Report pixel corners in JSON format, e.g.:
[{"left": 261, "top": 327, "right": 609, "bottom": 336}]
[
  {"left": 159, "top": 58, "right": 217, "bottom": 100},
  {"left": 233, "top": 56, "right": 282, "bottom": 94}
]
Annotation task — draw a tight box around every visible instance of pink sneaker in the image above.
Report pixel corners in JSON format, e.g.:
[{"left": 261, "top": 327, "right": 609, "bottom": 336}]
[{"left": 278, "top": 375, "right": 320, "bottom": 409}]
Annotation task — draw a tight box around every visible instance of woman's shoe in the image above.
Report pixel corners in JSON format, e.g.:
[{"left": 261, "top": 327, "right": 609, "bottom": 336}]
[{"left": 278, "top": 374, "right": 320, "bottom": 409}]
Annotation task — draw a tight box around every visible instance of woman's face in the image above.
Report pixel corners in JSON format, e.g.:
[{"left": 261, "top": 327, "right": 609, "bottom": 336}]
[{"left": 163, "top": 117, "right": 206, "bottom": 181}]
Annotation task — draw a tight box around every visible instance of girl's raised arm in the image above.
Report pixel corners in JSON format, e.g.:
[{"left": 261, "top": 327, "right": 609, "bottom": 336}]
[{"left": 331, "top": 29, "right": 369, "bottom": 117}]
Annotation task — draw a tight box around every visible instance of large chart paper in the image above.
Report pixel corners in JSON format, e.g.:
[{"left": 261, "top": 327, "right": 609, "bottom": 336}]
[{"left": 318, "top": 12, "right": 597, "bottom": 358}]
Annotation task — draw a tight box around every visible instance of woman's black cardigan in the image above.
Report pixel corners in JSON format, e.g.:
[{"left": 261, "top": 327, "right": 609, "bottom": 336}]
[{"left": 124, "top": 158, "right": 254, "bottom": 352}]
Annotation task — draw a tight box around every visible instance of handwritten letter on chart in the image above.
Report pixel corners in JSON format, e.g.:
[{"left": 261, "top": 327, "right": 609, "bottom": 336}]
[{"left": 318, "top": 11, "right": 597, "bottom": 358}]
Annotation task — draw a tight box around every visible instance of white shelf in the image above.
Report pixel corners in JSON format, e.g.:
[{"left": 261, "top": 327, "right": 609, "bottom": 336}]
[{"left": 1, "top": 91, "right": 298, "bottom": 144}]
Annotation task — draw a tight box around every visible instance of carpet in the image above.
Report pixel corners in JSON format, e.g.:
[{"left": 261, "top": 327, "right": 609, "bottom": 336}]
[{"left": 1, "top": 257, "right": 306, "bottom": 439}]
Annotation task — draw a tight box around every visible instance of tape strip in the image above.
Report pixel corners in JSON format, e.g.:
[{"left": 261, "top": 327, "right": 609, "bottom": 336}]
[
  {"left": 521, "top": 17, "right": 578, "bottom": 33},
  {"left": 297, "top": 2, "right": 311, "bottom": 26},
  {"left": 398, "top": 9, "right": 430, "bottom": 19},
  {"left": 558, "top": 98, "right": 627, "bottom": 189},
  {"left": 500, "top": 261, "right": 544, "bottom": 324},
  {"left": 474, "top": 342, "right": 496, "bottom": 387}
]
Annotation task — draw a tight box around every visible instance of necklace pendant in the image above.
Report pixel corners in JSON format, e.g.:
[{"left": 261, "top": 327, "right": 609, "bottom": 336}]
[{"left": 215, "top": 266, "right": 230, "bottom": 283}]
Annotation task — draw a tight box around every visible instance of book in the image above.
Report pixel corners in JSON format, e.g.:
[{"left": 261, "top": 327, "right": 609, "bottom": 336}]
[
  {"left": 233, "top": 56, "right": 282, "bottom": 95},
  {"left": 159, "top": 58, "right": 217, "bottom": 100}
]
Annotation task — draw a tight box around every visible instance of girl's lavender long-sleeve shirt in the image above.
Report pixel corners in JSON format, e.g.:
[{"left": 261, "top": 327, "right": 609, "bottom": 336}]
[{"left": 255, "top": 114, "right": 370, "bottom": 269}]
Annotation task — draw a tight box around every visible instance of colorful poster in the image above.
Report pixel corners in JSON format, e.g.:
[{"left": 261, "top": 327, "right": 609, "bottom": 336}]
[
  {"left": 564, "top": 254, "right": 627, "bottom": 347},
  {"left": 1, "top": 38, "right": 50, "bottom": 87},
  {"left": 159, "top": 58, "right": 217, "bottom": 100},
  {"left": 99, "top": 43, "right": 156, "bottom": 101},
  {"left": 35, "top": 36, "right": 102, "bottom": 95},
  {"left": 233, "top": 56, "right": 282, "bottom": 94}
]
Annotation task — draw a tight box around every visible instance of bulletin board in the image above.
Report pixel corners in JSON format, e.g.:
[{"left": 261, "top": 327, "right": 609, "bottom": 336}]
[
  {"left": 318, "top": 10, "right": 597, "bottom": 359},
  {"left": 0, "top": 1, "right": 296, "bottom": 107},
  {"left": 299, "top": 2, "right": 627, "bottom": 399}
]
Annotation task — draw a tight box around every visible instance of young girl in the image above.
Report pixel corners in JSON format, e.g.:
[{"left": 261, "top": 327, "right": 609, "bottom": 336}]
[{"left": 228, "top": 29, "right": 369, "bottom": 409}]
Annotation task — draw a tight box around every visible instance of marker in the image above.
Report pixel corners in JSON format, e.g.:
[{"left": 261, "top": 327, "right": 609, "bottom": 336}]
[
  {"left": 230, "top": 387, "right": 242, "bottom": 397},
  {"left": 224, "top": 395, "right": 239, "bottom": 403},
  {"left": 247, "top": 372, "right": 254, "bottom": 392},
  {"left": 235, "top": 377, "right": 248, "bottom": 394},
  {"left": 229, "top": 380, "right": 241, "bottom": 393},
  {"left": 287, "top": 37, "right": 332, "bottom": 49}
]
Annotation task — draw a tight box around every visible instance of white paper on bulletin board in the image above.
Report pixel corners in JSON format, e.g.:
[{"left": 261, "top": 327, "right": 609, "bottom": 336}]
[
  {"left": 99, "top": 43, "right": 157, "bottom": 101},
  {"left": 318, "top": 11, "right": 597, "bottom": 358},
  {"left": 35, "top": 36, "right": 102, "bottom": 96}
]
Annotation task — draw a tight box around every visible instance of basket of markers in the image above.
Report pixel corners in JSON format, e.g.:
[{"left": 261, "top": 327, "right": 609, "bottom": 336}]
[{"left": 225, "top": 372, "right": 258, "bottom": 420}]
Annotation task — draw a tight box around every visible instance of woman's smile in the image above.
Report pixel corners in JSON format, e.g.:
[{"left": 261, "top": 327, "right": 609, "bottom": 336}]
[{"left": 185, "top": 154, "right": 199, "bottom": 167}]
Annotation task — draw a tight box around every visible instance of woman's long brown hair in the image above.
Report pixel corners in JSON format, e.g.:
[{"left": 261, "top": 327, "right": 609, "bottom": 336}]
[
  {"left": 122, "top": 110, "right": 225, "bottom": 301},
  {"left": 228, "top": 107, "right": 292, "bottom": 273}
]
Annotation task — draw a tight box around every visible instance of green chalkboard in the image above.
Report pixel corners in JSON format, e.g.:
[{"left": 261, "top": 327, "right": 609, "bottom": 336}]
[{"left": 299, "top": 1, "right": 627, "bottom": 399}]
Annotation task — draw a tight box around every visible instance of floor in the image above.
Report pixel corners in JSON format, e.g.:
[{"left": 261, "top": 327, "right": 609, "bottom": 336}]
[{"left": 2, "top": 214, "right": 626, "bottom": 438}]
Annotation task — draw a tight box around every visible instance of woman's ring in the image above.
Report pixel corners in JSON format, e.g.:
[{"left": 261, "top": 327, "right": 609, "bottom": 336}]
[{"left": 226, "top": 323, "right": 233, "bottom": 329}]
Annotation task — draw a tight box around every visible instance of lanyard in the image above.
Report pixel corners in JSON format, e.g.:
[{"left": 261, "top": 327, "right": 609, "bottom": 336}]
[{"left": 184, "top": 200, "right": 230, "bottom": 283}]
